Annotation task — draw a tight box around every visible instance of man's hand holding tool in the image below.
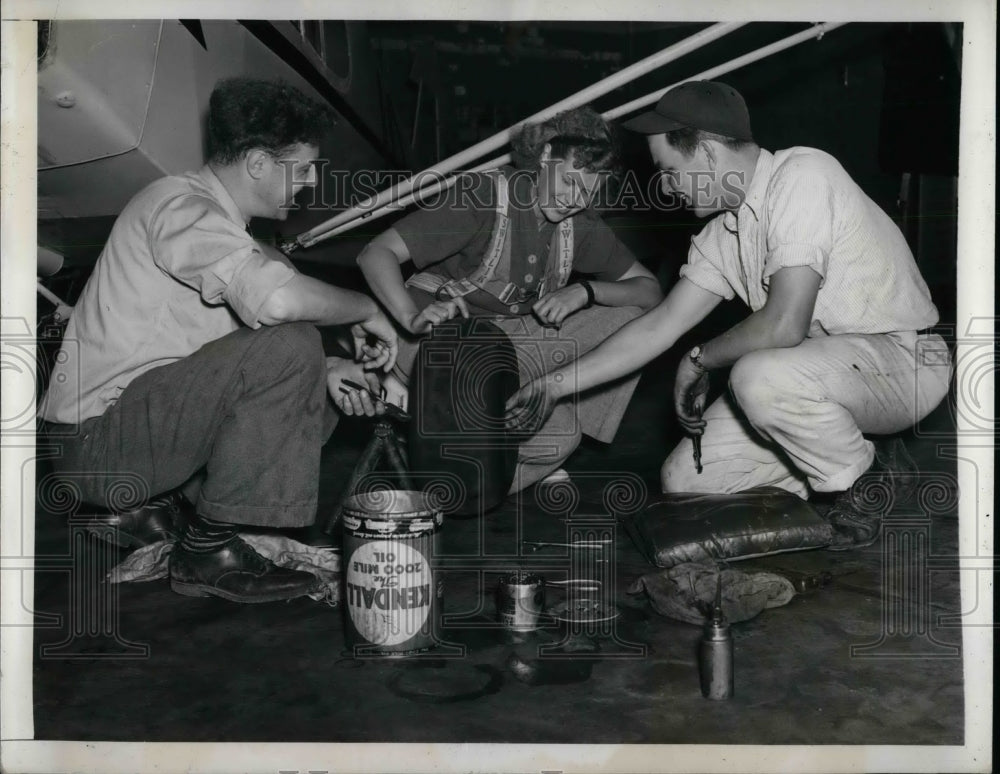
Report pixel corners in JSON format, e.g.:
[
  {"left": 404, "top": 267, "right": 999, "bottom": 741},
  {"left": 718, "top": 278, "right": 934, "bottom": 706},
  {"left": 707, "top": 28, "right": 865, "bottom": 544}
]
[
  {"left": 342, "top": 378, "right": 411, "bottom": 421},
  {"left": 675, "top": 345, "right": 709, "bottom": 474}
]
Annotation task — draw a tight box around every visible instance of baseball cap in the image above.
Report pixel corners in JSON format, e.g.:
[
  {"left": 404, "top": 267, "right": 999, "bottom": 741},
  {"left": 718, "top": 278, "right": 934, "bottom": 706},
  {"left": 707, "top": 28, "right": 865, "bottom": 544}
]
[{"left": 621, "top": 80, "right": 754, "bottom": 142}]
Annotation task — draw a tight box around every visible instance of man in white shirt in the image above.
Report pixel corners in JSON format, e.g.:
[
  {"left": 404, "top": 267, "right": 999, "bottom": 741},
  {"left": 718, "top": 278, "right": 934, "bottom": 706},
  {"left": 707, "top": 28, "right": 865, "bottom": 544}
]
[
  {"left": 41, "top": 78, "right": 397, "bottom": 602},
  {"left": 506, "top": 80, "right": 952, "bottom": 549}
]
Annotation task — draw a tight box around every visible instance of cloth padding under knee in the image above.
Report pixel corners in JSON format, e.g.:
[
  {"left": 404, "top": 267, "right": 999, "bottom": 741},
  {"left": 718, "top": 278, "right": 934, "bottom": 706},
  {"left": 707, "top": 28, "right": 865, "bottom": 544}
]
[{"left": 627, "top": 563, "right": 797, "bottom": 625}]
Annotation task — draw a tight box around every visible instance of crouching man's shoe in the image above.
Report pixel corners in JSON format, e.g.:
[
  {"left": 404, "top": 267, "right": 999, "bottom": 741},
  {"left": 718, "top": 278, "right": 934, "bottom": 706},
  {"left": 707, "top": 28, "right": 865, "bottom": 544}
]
[
  {"left": 170, "top": 537, "right": 321, "bottom": 603},
  {"left": 79, "top": 491, "right": 186, "bottom": 548},
  {"left": 826, "top": 437, "right": 919, "bottom": 551},
  {"left": 826, "top": 490, "right": 884, "bottom": 550}
]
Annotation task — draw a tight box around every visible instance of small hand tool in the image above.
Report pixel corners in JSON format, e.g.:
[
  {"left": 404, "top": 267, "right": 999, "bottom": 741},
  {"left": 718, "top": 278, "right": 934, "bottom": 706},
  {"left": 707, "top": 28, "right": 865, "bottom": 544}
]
[
  {"left": 521, "top": 539, "right": 611, "bottom": 553},
  {"left": 342, "top": 378, "right": 410, "bottom": 421},
  {"left": 544, "top": 578, "right": 602, "bottom": 593},
  {"left": 691, "top": 402, "right": 704, "bottom": 474}
]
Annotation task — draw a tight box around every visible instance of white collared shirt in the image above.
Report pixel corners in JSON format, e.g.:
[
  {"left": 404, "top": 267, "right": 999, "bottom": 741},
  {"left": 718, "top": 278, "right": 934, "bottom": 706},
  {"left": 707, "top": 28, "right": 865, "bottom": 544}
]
[
  {"left": 679, "top": 147, "right": 939, "bottom": 336},
  {"left": 41, "top": 166, "right": 296, "bottom": 424}
]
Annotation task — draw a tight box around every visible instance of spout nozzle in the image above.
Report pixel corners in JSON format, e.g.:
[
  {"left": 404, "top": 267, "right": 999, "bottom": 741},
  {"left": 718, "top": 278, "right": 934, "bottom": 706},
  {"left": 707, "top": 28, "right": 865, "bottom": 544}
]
[{"left": 712, "top": 572, "right": 724, "bottom": 623}]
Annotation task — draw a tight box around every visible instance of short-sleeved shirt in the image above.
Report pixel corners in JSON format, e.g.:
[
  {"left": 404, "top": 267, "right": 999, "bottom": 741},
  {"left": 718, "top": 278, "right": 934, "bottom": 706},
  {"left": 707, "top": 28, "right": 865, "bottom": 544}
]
[
  {"left": 392, "top": 167, "right": 636, "bottom": 315},
  {"left": 679, "top": 147, "right": 939, "bottom": 336},
  {"left": 40, "top": 165, "right": 297, "bottom": 424}
]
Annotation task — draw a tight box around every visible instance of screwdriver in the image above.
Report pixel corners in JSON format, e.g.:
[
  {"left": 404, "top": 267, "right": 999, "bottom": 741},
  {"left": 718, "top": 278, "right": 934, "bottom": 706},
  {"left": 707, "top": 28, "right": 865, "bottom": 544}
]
[
  {"left": 692, "top": 405, "right": 704, "bottom": 474},
  {"left": 341, "top": 379, "right": 411, "bottom": 421}
]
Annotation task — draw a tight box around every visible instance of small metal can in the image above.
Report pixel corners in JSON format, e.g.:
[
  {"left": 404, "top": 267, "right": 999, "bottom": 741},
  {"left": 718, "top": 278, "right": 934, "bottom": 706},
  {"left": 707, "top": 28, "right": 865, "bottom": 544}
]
[{"left": 495, "top": 571, "right": 545, "bottom": 632}]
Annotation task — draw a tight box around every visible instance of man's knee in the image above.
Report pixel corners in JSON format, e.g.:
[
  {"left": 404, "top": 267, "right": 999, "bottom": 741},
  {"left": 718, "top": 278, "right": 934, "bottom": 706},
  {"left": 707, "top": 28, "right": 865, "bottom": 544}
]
[
  {"left": 660, "top": 438, "right": 703, "bottom": 493},
  {"left": 270, "top": 320, "right": 323, "bottom": 356},
  {"left": 253, "top": 322, "right": 325, "bottom": 378},
  {"left": 728, "top": 349, "right": 791, "bottom": 425}
]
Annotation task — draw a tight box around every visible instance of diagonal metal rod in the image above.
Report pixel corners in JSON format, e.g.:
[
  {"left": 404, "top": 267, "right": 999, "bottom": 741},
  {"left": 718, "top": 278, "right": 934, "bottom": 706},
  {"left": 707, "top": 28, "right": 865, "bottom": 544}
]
[
  {"left": 604, "top": 21, "right": 847, "bottom": 120},
  {"left": 293, "top": 22, "right": 745, "bottom": 249},
  {"left": 293, "top": 22, "right": 846, "bottom": 248}
]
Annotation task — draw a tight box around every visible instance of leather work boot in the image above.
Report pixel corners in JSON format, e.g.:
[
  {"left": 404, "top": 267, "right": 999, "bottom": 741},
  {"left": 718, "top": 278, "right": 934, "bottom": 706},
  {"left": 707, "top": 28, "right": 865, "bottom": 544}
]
[
  {"left": 169, "top": 537, "right": 322, "bottom": 603},
  {"left": 826, "top": 437, "right": 919, "bottom": 551},
  {"left": 871, "top": 435, "right": 920, "bottom": 503},
  {"left": 78, "top": 491, "right": 187, "bottom": 548}
]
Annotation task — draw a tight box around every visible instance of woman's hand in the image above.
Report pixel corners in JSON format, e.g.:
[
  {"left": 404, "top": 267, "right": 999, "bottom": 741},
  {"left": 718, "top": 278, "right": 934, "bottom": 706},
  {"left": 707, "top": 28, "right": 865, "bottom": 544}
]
[
  {"left": 350, "top": 310, "right": 398, "bottom": 372},
  {"left": 531, "top": 284, "right": 589, "bottom": 328},
  {"left": 407, "top": 296, "right": 470, "bottom": 334}
]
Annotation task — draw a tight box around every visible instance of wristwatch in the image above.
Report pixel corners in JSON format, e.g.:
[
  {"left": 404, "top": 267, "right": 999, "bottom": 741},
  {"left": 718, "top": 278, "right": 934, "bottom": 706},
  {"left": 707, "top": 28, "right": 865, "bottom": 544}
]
[
  {"left": 577, "top": 279, "right": 596, "bottom": 308},
  {"left": 689, "top": 345, "right": 707, "bottom": 371}
]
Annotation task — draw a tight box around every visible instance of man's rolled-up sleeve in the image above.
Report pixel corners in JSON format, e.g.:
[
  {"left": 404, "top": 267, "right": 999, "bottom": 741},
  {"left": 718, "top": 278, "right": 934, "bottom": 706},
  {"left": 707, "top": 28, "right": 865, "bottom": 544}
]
[
  {"left": 149, "top": 193, "right": 296, "bottom": 328},
  {"left": 679, "top": 226, "right": 735, "bottom": 300},
  {"left": 222, "top": 251, "right": 296, "bottom": 328},
  {"left": 762, "top": 160, "right": 833, "bottom": 287}
]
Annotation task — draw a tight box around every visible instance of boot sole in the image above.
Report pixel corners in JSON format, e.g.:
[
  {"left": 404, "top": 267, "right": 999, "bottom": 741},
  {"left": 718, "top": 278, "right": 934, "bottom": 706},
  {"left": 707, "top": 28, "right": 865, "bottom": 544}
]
[
  {"left": 170, "top": 578, "right": 319, "bottom": 603},
  {"left": 86, "top": 526, "right": 141, "bottom": 549}
]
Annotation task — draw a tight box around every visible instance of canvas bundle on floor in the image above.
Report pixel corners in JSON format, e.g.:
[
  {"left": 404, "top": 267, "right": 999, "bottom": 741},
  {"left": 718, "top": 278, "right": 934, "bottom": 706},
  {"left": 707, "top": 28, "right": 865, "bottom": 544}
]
[
  {"left": 627, "top": 562, "right": 797, "bottom": 625},
  {"left": 620, "top": 486, "right": 833, "bottom": 568}
]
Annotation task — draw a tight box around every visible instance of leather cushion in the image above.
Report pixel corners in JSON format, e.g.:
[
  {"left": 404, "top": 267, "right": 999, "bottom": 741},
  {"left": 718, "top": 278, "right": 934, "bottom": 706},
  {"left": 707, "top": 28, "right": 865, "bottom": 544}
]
[{"left": 620, "top": 486, "right": 833, "bottom": 568}]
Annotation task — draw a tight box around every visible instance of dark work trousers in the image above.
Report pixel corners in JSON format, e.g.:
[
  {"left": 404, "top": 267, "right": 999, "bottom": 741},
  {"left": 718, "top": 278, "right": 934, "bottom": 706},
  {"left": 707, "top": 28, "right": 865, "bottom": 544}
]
[{"left": 47, "top": 322, "right": 337, "bottom": 528}]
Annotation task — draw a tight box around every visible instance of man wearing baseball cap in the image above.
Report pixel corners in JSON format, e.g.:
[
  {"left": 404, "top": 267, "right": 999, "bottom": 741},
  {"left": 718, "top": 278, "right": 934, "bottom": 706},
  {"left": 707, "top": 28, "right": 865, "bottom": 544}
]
[{"left": 507, "top": 80, "right": 953, "bottom": 550}]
